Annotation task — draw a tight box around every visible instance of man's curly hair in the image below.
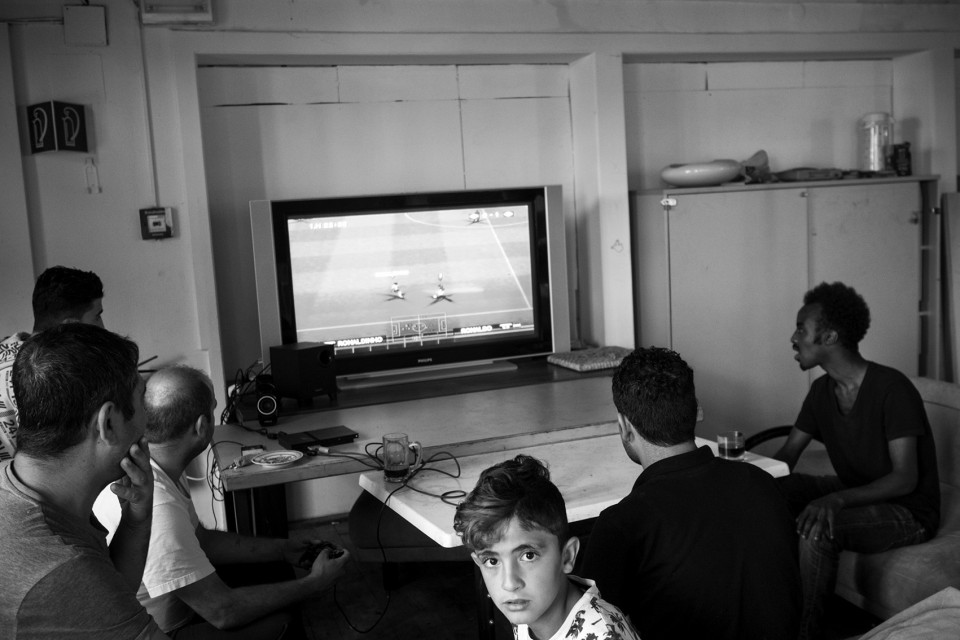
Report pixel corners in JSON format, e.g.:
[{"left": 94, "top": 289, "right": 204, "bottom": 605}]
[
  {"left": 803, "top": 281, "right": 871, "bottom": 351},
  {"left": 612, "top": 347, "right": 698, "bottom": 447}
]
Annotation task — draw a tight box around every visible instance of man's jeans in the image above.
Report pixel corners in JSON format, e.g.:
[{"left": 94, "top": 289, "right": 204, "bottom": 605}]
[{"left": 777, "top": 474, "right": 930, "bottom": 640}]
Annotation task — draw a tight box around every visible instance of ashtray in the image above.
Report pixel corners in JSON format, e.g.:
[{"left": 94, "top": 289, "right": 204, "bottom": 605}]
[{"left": 250, "top": 450, "right": 304, "bottom": 468}]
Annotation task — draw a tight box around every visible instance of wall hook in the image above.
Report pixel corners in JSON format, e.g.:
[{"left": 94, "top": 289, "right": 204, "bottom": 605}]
[{"left": 84, "top": 157, "right": 101, "bottom": 194}]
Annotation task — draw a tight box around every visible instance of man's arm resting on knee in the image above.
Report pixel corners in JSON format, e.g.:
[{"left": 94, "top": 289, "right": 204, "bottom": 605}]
[
  {"left": 172, "top": 549, "right": 349, "bottom": 630},
  {"left": 797, "top": 436, "right": 919, "bottom": 541}
]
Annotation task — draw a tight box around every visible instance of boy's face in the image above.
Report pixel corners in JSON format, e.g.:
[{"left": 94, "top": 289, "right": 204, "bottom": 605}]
[{"left": 471, "top": 516, "right": 578, "bottom": 639}]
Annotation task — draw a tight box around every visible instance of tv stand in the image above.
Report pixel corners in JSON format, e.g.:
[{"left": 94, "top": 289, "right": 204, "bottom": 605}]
[
  {"left": 254, "top": 356, "right": 611, "bottom": 416},
  {"left": 337, "top": 360, "right": 518, "bottom": 391}
]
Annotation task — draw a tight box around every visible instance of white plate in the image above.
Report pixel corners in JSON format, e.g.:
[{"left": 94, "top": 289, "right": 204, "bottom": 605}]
[
  {"left": 661, "top": 159, "right": 742, "bottom": 187},
  {"left": 250, "top": 450, "right": 303, "bottom": 468}
]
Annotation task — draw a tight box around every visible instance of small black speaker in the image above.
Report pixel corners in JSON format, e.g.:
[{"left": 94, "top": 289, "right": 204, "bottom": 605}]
[
  {"left": 255, "top": 374, "right": 279, "bottom": 426},
  {"left": 270, "top": 342, "right": 337, "bottom": 407}
]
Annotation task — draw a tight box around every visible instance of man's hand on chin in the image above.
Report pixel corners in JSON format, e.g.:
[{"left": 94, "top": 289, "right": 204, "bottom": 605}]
[{"left": 110, "top": 436, "right": 154, "bottom": 527}]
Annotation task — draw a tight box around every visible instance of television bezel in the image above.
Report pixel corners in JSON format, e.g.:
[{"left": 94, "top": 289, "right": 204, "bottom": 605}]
[{"left": 250, "top": 185, "right": 569, "bottom": 384}]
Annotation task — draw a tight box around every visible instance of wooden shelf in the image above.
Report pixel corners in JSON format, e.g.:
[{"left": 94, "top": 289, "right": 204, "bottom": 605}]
[{"left": 634, "top": 175, "right": 939, "bottom": 199}]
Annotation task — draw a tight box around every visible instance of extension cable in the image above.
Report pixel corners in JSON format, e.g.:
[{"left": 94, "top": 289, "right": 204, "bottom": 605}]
[{"left": 230, "top": 445, "right": 266, "bottom": 469}]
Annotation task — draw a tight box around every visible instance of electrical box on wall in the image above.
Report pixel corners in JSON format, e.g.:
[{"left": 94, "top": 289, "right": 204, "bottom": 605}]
[
  {"left": 63, "top": 5, "right": 108, "bottom": 46},
  {"left": 27, "top": 101, "right": 89, "bottom": 153},
  {"left": 140, "top": 207, "right": 173, "bottom": 240}
]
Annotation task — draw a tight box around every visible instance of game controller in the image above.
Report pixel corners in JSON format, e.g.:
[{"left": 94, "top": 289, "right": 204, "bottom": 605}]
[{"left": 298, "top": 541, "right": 344, "bottom": 568}]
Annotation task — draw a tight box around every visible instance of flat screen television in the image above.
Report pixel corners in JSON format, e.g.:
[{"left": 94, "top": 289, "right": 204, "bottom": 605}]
[{"left": 250, "top": 186, "right": 569, "bottom": 389}]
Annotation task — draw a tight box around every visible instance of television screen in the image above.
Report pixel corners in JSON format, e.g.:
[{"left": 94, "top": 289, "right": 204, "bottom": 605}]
[{"left": 251, "top": 186, "right": 569, "bottom": 387}]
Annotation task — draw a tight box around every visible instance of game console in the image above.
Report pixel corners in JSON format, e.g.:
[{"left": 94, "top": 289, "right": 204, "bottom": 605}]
[{"left": 278, "top": 425, "right": 358, "bottom": 453}]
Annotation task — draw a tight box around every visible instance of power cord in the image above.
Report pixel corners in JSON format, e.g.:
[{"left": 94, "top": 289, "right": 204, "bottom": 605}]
[
  {"left": 205, "top": 439, "right": 246, "bottom": 530},
  {"left": 220, "top": 360, "right": 268, "bottom": 426},
  {"left": 330, "top": 449, "right": 465, "bottom": 633},
  {"left": 401, "top": 451, "right": 467, "bottom": 506},
  {"left": 303, "top": 446, "right": 385, "bottom": 470},
  {"left": 207, "top": 431, "right": 467, "bottom": 633},
  {"left": 332, "top": 487, "right": 397, "bottom": 633}
]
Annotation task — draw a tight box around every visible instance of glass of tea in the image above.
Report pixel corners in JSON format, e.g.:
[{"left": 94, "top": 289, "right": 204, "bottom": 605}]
[
  {"left": 717, "top": 431, "right": 745, "bottom": 461},
  {"left": 382, "top": 433, "right": 423, "bottom": 482}
]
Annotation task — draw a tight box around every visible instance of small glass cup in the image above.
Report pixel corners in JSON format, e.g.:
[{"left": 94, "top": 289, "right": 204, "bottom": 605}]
[
  {"left": 717, "top": 431, "right": 745, "bottom": 461},
  {"left": 382, "top": 432, "right": 422, "bottom": 482}
]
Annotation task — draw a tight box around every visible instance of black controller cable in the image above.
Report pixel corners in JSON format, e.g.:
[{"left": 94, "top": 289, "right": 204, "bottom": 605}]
[
  {"left": 331, "top": 449, "right": 464, "bottom": 632},
  {"left": 211, "top": 436, "right": 466, "bottom": 632}
]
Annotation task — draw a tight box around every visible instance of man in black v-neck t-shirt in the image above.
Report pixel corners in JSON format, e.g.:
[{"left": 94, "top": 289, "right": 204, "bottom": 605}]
[{"left": 775, "top": 281, "right": 940, "bottom": 640}]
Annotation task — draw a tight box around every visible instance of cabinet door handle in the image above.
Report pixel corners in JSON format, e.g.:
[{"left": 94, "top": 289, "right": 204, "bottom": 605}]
[{"left": 910, "top": 211, "right": 920, "bottom": 224}]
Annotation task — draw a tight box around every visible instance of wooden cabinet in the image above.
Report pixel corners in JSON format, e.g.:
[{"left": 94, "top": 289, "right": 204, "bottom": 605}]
[
  {"left": 807, "top": 183, "right": 922, "bottom": 375},
  {"left": 634, "top": 177, "right": 937, "bottom": 437},
  {"left": 666, "top": 187, "right": 810, "bottom": 437}
]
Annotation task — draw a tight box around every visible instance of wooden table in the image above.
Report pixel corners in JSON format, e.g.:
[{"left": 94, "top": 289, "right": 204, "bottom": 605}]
[
  {"left": 357, "top": 431, "right": 789, "bottom": 640},
  {"left": 358, "top": 434, "right": 790, "bottom": 547},
  {"left": 212, "top": 372, "right": 618, "bottom": 533}
]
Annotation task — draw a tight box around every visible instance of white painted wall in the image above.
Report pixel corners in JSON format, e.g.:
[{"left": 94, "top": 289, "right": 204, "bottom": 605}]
[
  {"left": 4, "top": 7, "right": 209, "bottom": 374},
  {"left": 1, "top": 2, "right": 218, "bottom": 523},
  {"left": 569, "top": 53, "right": 633, "bottom": 348},
  {"left": 0, "top": 0, "right": 957, "bottom": 522},
  {"left": 0, "top": 27, "right": 33, "bottom": 334}
]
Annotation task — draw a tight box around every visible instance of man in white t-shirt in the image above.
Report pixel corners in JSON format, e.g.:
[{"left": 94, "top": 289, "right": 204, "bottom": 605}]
[
  {"left": 1, "top": 266, "right": 104, "bottom": 461},
  {"left": 97, "top": 365, "right": 349, "bottom": 639}
]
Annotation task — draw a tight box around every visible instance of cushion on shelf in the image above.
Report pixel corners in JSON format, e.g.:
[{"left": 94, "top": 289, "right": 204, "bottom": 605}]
[{"left": 547, "top": 346, "right": 632, "bottom": 372}]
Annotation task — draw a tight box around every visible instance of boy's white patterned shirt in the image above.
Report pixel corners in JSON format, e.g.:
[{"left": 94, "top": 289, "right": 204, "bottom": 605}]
[
  {"left": 0, "top": 334, "right": 27, "bottom": 462},
  {"left": 513, "top": 576, "right": 640, "bottom": 640}
]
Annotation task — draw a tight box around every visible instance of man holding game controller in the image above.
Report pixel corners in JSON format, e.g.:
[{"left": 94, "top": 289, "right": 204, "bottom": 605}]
[{"left": 94, "top": 365, "right": 349, "bottom": 639}]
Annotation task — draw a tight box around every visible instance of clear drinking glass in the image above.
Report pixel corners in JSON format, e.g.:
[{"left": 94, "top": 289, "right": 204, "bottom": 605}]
[
  {"left": 717, "top": 431, "right": 745, "bottom": 461},
  {"left": 382, "top": 432, "right": 423, "bottom": 482}
]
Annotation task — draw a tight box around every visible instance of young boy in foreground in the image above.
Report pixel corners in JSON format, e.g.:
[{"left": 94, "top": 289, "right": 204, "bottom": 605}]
[{"left": 454, "top": 454, "right": 640, "bottom": 640}]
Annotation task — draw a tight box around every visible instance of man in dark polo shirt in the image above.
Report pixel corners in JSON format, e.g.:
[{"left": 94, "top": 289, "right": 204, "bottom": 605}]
[{"left": 580, "top": 347, "right": 801, "bottom": 640}]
